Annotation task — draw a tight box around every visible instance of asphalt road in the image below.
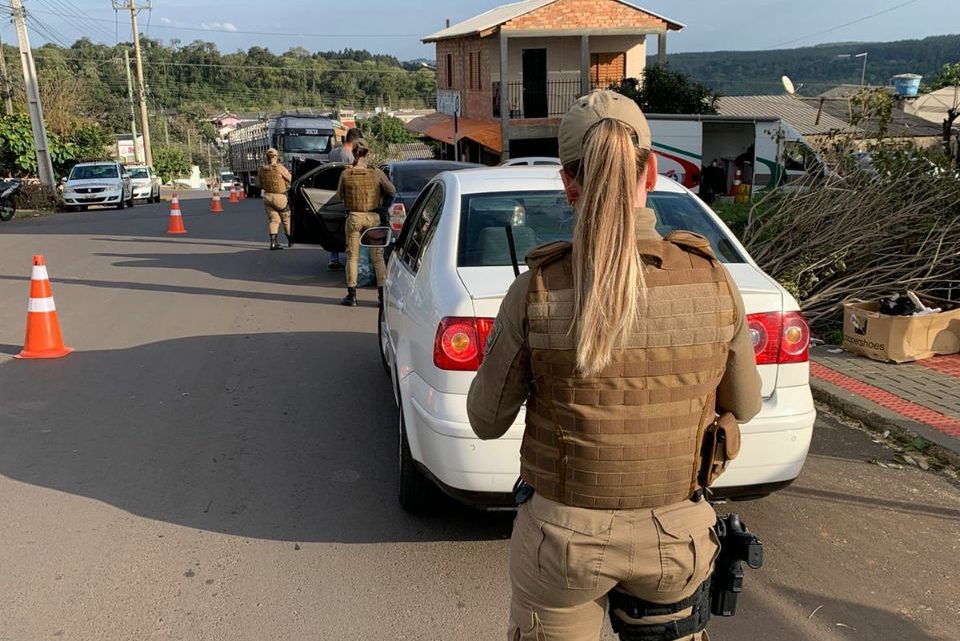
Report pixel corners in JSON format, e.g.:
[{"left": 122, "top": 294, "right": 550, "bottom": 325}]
[{"left": 1, "top": 199, "right": 958, "bottom": 641}]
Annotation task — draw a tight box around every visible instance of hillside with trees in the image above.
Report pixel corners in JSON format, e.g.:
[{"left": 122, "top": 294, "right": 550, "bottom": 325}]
[
  {"left": 656, "top": 34, "right": 960, "bottom": 96},
  {"left": 0, "top": 37, "right": 436, "bottom": 178}
]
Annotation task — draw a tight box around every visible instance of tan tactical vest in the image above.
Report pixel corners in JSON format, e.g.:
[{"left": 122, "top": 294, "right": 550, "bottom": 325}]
[
  {"left": 340, "top": 167, "right": 381, "bottom": 212},
  {"left": 520, "top": 234, "right": 738, "bottom": 509},
  {"left": 259, "top": 163, "right": 289, "bottom": 194}
]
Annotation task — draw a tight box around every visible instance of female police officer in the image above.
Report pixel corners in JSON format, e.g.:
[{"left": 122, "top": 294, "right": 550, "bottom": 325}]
[{"left": 466, "top": 91, "right": 762, "bottom": 641}]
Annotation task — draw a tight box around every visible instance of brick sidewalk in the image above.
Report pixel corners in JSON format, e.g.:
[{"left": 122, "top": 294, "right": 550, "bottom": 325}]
[{"left": 810, "top": 346, "right": 960, "bottom": 455}]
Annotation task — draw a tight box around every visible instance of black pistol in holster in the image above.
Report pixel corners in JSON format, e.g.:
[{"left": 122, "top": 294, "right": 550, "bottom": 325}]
[
  {"left": 698, "top": 410, "right": 764, "bottom": 617},
  {"left": 711, "top": 513, "right": 763, "bottom": 617}
]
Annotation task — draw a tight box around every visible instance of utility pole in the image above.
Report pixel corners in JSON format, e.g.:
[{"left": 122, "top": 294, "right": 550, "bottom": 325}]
[
  {"left": 114, "top": 1, "right": 153, "bottom": 167},
  {"left": 10, "top": 0, "right": 55, "bottom": 190},
  {"left": 0, "top": 32, "right": 14, "bottom": 116},
  {"left": 123, "top": 49, "right": 141, "bottom": 163}
]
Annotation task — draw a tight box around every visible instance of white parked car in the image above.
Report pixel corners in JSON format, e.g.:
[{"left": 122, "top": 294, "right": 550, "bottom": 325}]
[
  {"left": 62, "top": 161, "right": 134, "bottom": 211},
  {"left": 498, "top": 156, "right": 562, "bottom": 167},
  {"left": 125, "top": 165, "right": 162, "bottom": 203},
  {"left": 377, "top": 167, "right": 815, "bottom": 512}
]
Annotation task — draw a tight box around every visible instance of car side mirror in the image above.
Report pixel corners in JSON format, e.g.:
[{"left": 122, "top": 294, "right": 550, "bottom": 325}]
[{"left": 360, "top": 226, "right": 393, "bottom": 248}]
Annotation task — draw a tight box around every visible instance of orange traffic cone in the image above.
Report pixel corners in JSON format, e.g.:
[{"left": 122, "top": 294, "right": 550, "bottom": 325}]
[
  {"left": 210, "top": 190, "right": 224, "bottom": 213},
  {"left": 167, "top": 193, "right": 187, "bottom": 235},
  {"left": 17, "top": 255, "right": 73, "bottom": 359},
  {"left": 228, "top": 184, "right": 239, "bottom": 204},
  {"left": 237, "top": 182, "right": 246, "bottom": 200}
]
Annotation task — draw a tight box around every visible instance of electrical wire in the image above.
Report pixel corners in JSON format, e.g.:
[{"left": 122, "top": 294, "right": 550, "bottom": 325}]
[
  {"left": 18, "top": 8, "right": 424, "bottom": 38},
  {"left": 766, "top": 0, "right": 922, "bottom": 49}
]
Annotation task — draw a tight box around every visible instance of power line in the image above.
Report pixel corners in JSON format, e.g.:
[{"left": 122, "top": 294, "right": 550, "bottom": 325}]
[
  {"left": 766, "top": 0, "right": 922, "bottom": 49},
  {"left": 13, "top": 8, "right": 426, "bottom": 39}
]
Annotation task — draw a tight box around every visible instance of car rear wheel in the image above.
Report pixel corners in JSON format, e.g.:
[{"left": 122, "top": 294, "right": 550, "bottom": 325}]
[{"left": 398, "top": 398, "right": 437, "bottom": 514}]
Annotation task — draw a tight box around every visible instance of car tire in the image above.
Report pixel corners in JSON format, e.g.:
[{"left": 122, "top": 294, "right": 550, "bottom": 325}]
[
  {"left": 116, "top": 197, "right": 125, "bottom": 210},
  {"left": 127, "top": 194, "right": 135, "bottom": 208},
  {"left": 378, "top": 305, "right": 390, "bottom": 375},
  {"left": 79, "top": 205, "right": 88, "bottom": 212},
  {"left": 398, "top": 398, "right": 437, "bottom": 514}
]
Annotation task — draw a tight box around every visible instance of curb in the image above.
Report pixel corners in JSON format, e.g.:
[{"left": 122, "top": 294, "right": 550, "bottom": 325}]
[{"left": 811, "top": 377, "right": 960, "bottom": 468}]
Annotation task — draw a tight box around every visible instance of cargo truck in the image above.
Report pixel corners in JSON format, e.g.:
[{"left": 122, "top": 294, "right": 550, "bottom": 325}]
[
  {"left": 227, "top": 115, "right": 339, "bottom": 196},
  {"left": 647, "top": 115, "right": 827, "bottom": 197}
]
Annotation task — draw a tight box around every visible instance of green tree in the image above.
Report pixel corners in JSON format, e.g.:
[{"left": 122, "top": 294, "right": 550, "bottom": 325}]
[
  {"left": 153, "top": 146, "right": 190, "bottom": 183},
  {"left": 358, "top": 114, "right": 416, "bottom": 145},
  {"left": 612, "top": 64, "right": 719, "bottom": 115},
  {"left": 930, "top": 61, "right": 960, "bottom": 90},
  {"left": 0, "top": 114, "right": 74, "bottom": 176},
  {"left": 67, "top": 122, "right": 112, "bottom": 160}
]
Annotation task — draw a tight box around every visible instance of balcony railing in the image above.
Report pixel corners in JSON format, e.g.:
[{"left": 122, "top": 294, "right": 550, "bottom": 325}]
[{"left": 493, "top": 79, "right": 595, "bottom": 119}]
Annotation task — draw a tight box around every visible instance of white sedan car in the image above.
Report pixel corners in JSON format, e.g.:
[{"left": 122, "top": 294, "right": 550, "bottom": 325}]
[
  {"left": 125, "top": 165, "right": 162, "bottom": 203},
  {"left": 378, "top": 167, "right": 815, "bottom": 512}
]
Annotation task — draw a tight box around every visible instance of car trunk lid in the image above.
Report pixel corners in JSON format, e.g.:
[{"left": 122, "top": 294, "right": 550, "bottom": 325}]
[{"left": 457, "top": 262, "right": 783, "bottom": 397}]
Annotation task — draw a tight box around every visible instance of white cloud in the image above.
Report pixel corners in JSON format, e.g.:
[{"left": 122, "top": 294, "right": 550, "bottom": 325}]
[
  {"left": 201, "top": 22, "right": 239, "bottom": 32},
  {"left": 160, "top": 17, "right": 172, "bottom": 25}
]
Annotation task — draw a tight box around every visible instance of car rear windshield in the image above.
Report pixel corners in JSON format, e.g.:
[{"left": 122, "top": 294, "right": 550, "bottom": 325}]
[
  {"left": 457, "top": 190, "right": 744, "bottom": 267},
  {"left": 127, "top": 168, "right": 149, "bottom": 179},
  {"left": 392, "top": 164, "right": 471, "bottom": 194},
  {"left": 69, "top": 165, "right": 119, "bottom": 180}
]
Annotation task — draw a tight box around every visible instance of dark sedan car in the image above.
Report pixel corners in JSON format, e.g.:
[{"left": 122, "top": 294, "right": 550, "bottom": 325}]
[{"left": 290, "top": 159, "right": 479, "bottom": 252}]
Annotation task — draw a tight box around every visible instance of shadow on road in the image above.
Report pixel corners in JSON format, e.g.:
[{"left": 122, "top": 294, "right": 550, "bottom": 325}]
[
  {"left": 0, "top": 272, "right": 378, "bottom": 308},
  {"left": 0, "top": 332, "right": 515, "bottom": 544},
  {"left": 781, "top": 485, "right": 960, "bottom": 521}
]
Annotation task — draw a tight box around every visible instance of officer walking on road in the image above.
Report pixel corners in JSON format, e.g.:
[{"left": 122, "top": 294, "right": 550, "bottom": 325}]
[
  {"left": 336, "top": 138, "right": 395, "bottom": 307},
  {"left": 467, "top": 91, "right": 763, "bottom": 641},
  {"left": 326, "top": 127, "right": 363, "bottom": 271},
  {"left": 258, "top": 148, "right": 293, "bottom": 250}
]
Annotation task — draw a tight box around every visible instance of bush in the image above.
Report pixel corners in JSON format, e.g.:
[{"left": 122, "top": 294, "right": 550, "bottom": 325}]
[{"left": 153, "top": 146, "right": 190, "bottom": 183}]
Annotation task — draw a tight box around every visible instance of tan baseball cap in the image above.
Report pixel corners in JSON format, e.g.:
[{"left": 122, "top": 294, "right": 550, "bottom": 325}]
[
  {"left": 353, "top": 138, "right": 370, "bottom": 152},
  {"left": 558, "top": 90, "right": 652, "bottom": 166},
  {"left": 266, "top": 148, "right": 279, "bottom": 157}
]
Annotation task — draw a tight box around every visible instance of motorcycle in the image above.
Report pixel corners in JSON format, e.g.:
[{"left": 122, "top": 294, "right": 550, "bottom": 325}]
[{"left": 0, "top": 178, "right": 22, "bottom": 222}]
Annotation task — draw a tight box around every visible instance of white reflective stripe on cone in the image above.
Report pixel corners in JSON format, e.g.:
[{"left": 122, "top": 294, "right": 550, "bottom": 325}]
[
  {"left": 170, "top": 211, "right": 183, "bottom": 216},
  {"left": 31, "top": 265, "right": 50, "bottom": 281},
  {"left": 28, "top": 297, "right": 56, "bottom": 313}
]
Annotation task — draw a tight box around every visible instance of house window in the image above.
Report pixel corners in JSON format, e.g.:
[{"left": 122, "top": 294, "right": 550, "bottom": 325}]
[
  {"left": 591, "top": 52, "right": 627, "bottom": 88},
  {"left": 446, "top": 53, "right": 453, "bottom": 88},
  {"left": 469, "top": 52, "right": 482, "bottom": 91}
]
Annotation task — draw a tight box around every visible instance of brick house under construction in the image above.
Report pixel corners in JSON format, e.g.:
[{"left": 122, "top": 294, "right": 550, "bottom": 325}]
[{"left": 408, "top": 0, "right": 683, "bottom": 163}]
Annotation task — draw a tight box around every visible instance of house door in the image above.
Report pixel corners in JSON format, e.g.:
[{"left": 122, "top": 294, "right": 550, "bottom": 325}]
[{"left": 522, "top": 49, "right": 548, "bottom": 119}]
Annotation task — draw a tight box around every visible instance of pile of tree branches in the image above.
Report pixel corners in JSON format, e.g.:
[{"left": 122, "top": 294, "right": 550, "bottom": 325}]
[{"left": 739, "top": 163, "right": 960, "bottom": 330}]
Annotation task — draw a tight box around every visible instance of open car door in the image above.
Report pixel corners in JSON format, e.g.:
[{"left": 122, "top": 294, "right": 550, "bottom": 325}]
[{"left": 290, "top": 162, "right": 348, "bottom": 252}]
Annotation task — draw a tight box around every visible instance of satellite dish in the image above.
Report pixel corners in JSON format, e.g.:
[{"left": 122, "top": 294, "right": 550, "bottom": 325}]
[{"left": 782, "top": 75, "right": 796, "bottom": 95}]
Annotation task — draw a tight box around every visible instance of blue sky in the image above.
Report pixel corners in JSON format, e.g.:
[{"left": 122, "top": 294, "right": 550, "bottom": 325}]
[{"left": 6, "top": 0, "right": 960, "bottom": 59}]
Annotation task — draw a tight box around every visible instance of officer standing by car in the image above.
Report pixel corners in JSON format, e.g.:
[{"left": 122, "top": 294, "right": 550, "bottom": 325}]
[
  {"left": 326, "top": 127, "right": 363, "bottom": 271},
  {"left": 335, "top": 138, "right": 396, "bottom": 307},
  {"left": 466, "top": 91, "right": 763, "bottom": 641},
  {"left": 258, "top": 148, "right": 293, "bottom": 250}
]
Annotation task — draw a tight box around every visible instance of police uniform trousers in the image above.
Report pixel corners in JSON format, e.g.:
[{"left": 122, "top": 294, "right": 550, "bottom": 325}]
[
  {"left": 345, "top": 210, "right": 386, "bottom": 288},
  {"left": 263, "top": 192, "right": 291, "bottom": 236},
  {"left": 509, "top": 493, "right": 718, "bottom": 641}
]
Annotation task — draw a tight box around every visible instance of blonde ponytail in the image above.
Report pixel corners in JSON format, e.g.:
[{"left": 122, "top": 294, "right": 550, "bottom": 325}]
[{"left": 568, "top": 119, "right": 649, "bottom": 376}]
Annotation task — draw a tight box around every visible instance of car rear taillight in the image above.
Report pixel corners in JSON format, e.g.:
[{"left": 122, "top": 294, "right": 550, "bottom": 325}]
[
  {"left": 747, "top": 311, "right": 810, "bottom": 365},
  {"left": 389, "top": 202, "right": 407, "bottom": 233},
  {"left": 433, "top": 317, "right": 496, "bottom": 371}
]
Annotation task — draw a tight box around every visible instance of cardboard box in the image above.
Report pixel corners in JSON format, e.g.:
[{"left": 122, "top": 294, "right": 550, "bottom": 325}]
[{"left": 842, "top": 301, "right": 960, "bottom": 363}]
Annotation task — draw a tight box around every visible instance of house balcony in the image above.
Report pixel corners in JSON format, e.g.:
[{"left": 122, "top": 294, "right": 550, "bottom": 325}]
[{"left": 493, "top": 79, "right": 604, "bottom": 120}]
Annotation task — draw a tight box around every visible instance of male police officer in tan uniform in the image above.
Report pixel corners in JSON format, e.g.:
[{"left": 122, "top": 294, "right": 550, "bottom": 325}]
[
  {"left": 467, "top": 91, "right": 762, "bottom": 641},
  {"left": 335, "top": 138, "right": 396, "bottom": 306},
  {"left": 258, "top": 148, "right": 293, "bottom": 250}
]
